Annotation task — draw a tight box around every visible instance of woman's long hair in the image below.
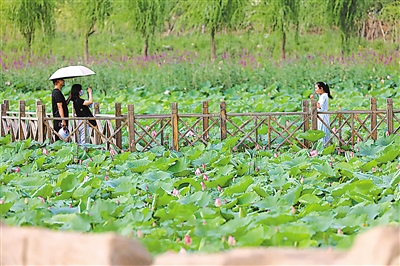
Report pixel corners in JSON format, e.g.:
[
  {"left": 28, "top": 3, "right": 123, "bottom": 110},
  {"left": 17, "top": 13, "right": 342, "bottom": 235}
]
[
  {"left": 66, "top": 84, "right": 82, "bottom": 104},
  {"left": 316, "top": 81, "right": 333, "bottom": 99}
]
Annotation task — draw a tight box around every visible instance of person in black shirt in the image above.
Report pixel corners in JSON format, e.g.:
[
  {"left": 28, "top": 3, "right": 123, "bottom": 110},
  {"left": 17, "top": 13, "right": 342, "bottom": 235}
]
[
  {"left": 51, "top": 79, "right": 69, "bottom": 141},
  {"left": 68, "top": 84, "right": 95, "bottom": 145}
]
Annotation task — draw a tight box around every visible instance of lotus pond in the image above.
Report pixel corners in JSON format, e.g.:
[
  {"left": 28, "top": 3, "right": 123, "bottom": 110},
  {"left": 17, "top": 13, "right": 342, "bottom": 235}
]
[{"left": 1, "top": 133, "right": 399, "bottom": 254}]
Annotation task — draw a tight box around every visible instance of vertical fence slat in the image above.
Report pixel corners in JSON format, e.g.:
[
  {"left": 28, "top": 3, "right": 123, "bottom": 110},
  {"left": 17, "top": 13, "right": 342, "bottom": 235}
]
[
  {"left": 387, "top": 98, "right": 393, "bottom": 135},
  {"left": 351, "top": 114, "right": 355, "bottom": 147},
  {"left": 93, "top": 102, "right": 100, "bottom": 144},
  {"left": 19, "top": 100, "right": 25, "bottom": 140},
  {"left": 302, "top": 100, "right": 310, "bottom": 148},
  {"left": 202, "top": 101, "right": 209, "bottom": 141},
  {"left": 2, "top": 100, "right": 9, "bottom": 116},
  {"left": 37, "top": 101, "right": 44, "bottom": 143},
  {"left": 220, "top": 101, "right": 227, "bottom": 140},
  {"left": 268, "top": 116, "right": 271, "bottom": 150},
  {"left": 115, "top": 103, "right": 122, "bottom": 149},
  {"left": 128, "top": 104, "right": 135, "bottom": 152},
  {"left": 311, "top": 99, "right": 318, "bottom": 130},
  {"left": 370, "top": 97, "right": 377, "bottom": 140},
  {"left": 171, "top": 102, "right": 179, "bottom": 151}
]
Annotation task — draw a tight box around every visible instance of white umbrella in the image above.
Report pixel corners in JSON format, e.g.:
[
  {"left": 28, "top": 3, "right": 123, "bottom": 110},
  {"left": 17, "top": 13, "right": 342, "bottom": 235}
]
[{"left": 49, "top": 65, "right": 95, "bottom": 80}]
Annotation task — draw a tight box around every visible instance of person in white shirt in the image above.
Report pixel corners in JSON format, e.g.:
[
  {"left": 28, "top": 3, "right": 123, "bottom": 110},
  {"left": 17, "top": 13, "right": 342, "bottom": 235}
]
[{"left": 310, "top": 82, "right": 333, "bottom": 145}]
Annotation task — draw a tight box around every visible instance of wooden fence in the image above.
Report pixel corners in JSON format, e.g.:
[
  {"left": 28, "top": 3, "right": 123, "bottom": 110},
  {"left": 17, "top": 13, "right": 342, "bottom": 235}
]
[{"left": 0, "top": 98, "right": 399, "bottom": 152}]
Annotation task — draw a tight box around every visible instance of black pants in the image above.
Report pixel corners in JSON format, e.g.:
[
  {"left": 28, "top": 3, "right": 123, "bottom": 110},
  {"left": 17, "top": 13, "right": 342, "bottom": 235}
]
[{"left": 54, "top": 120, "right": 62, "bottom": 141}]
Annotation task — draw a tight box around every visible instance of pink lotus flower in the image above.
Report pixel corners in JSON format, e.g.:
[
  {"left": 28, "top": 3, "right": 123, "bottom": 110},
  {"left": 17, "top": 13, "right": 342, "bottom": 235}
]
[
  {"left": 215, "top": 198, "right": 222, "bottom": 207},
  {"left": 110, "top": 149, "right": 117, "bottom": 156},
  {"left": 300, "top": 176, "right": 304, "bottom": 184},
  {"left": 386, "top": 130, "right": 390, "bottom": 137},
  {"left": 217, "top": 185, "right": 222, "bottom": 192},
  {"left": 372, "top": 167, "right": 376, "bottom": 172},
  {"left": 291, "top": 206, "right": 296, "bottom": 214},
  {"left": 179, "top": 247, "right": 186, "bottom": 253},
  {"left": 172, "top": 188, "right": 179, "bottom": 196},
  {"left": 14, "top": 167, "right": 20, "bottom": 173},
  {"left": 0, "top": 199, "right": 4, "bottom": 204},
  {"left": 195, "top": 168, "right": 201, "bottom": 176},
  {"left": 137, "top": 230, "right": 143, "bottom": 238},
  {"left": 203, "top": 220, "right": 207, "bottom": 225},
  {"left": 151, "top": 130, "right": 157, "bottom": 138},
  {"left": 184, "top": 235, "right": 192, "bottom": 245},
  {"left": 203, "top": 174, "right": 209, "bottom": 181},
  {"left": 202, "top": 163, "right": 206, "bottom": 169},
  {"left": 228, "top": 235, "right": 236, "bottom": 246},
  {"left": 332, "top": 126, "right": 337, "bottom": 134},
  {"left": 357, "top": 137, "right": 362, "bottom": 142},
  {"left": 310, "top": 150, "right": 318, "bottom": 157},
  {"left": 105, "top": 176, "right": 109, "bottom": 181},
  {"left": 43, "top": 148, "right": 49, "bottom": 155},
  {"left": 274, "top": 153, "right": 278, "bottom": 158},
  {"left": 337, "top": 228, "right": 343, "bottom": 235}
]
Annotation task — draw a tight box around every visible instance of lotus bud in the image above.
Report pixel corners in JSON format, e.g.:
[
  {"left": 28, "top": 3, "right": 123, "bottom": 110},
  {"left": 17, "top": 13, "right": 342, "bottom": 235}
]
[
  {"left": 201, "top": 181, "right": 206, "bottom": 191},
  {"left": 203, "top": 174, "right": 209, "bottom": 181},
  {"left": 24, "top": 198, "right": 29, "bottom": 204},
  {"left": 337, "top": 228, "right": 343, "bottom": 234},
  {"left": 43, "top": 148, "right": 49, "bottom": 156},
  {"left": 0, "top": 199, "right": 4, "bottom": 204},
  {"left": 172, "top": 188, "right": 179, "bottom": 196},
  {"left": 137, "top": 230, "right": 143, "bottom": 238},
  {"left": 38, "top": 196, "right": 45, "bottom": 203},
  {"left": 105, "top": 176, "right": 109, "bottom": 181},
  {"left": 202, "top": 162, "right": 206, "bottom": 169},
  {"left": 310, "top": 150, "right": 318, "bottom": 157},
  {"left": 179, "top": 247, "right": 186, "bottom": 253},
  {"left": 195, "top": 168, "right": 201, "bottom": 176},
  {"left": 291, "top": 206, "right": 296, "bottom": 214},
  {"left": 184, "top": 235, "right": 192, "bottom": 246},
  {"left": 215, "top": 198, "right": 222, "bottom": 207},
  {"left": 228, "top": 235, "right": 236, "bottom": 246}
]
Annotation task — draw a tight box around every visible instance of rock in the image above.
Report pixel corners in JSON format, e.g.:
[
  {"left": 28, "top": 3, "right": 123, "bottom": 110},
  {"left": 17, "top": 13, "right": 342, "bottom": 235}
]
[
  {"left": 1, "top": 223, "right": 152, "bottom": 265},
  {"left": 334, "top": 226, "right": 400, "bottom": 265}
]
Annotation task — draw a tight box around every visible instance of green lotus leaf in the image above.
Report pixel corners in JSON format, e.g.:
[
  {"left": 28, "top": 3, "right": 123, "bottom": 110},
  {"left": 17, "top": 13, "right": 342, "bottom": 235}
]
[
  {"left": 237, "top": 225, "right": 265, "bottom": 246},
  {"left": 297, "top": 130, "right": 325, "bottom": 142},
  {"left": 298, "top": 194, "right": 321, "bottom": 204},
  {"left": 375, "top": 149, "right": 400, "bottom": 163},
  {"left": 192, "top": 150, "right": 218, "bottom": 166},
  {"left": 221, "top": 176, "right": 253, "bottom": 196},
  {"left": 128, "top": 159, "right": 152, "bottom": 173}
]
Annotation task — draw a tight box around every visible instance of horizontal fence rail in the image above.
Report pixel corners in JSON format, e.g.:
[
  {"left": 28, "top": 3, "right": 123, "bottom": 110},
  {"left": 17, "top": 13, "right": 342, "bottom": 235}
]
[{"left": 0, "top": 98, "right": 399, "bottom": 152}]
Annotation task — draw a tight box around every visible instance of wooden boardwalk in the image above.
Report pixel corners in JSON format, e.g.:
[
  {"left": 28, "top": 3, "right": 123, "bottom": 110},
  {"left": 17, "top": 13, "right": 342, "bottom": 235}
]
[{"left": 0, "top": 98, "right": 399, "bottom": 152}]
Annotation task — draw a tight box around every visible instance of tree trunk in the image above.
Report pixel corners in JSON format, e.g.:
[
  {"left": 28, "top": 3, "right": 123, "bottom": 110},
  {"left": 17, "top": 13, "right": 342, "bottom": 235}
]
[
  {"left": 143, "top": 37, "right": 149, "bottom": 58},
  {"left": 24, "top": 31, "right": 32, "bottom": 56},
  {"left": 281, "top": 29, "right": 286, "bottom": 59},
  {"left": 210, "top": 27, "right": 216, "bottom": 61},
  {"left": 85, "top": 34, "right": 89, "bottom": 62}
]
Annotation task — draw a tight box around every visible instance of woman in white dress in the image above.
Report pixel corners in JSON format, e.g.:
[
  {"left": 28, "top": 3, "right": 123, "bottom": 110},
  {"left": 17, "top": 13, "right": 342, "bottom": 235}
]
[{"left": 310, "top": 82, "right": 333, "bottom": 145}]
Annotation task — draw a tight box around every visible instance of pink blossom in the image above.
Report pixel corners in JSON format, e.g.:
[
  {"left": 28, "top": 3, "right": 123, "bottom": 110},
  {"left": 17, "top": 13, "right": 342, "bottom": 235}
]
[
  {"left": 137, "top": 230, "right": 143, "bottom": 238},
  {"left": 43, "top": 148, "right": 49, "bottom": 155},
  {"left": 14, "top": 167, "right": 20, "bottom": 173},
  {"left": 105, "top": 176, "right": 109, "bottom": 181},
  {"left": 151, "top": 130, "right": 157, "bottom": 138},
  {"left": 386, "top": 130, "right": 390, "bottom": 137},
  {"left": 372, "top": 167, "right": 376, "bottom": 172},
  {"left": 350, "top": 151, "right": 354, "bottom": 157},
  {"left": 217, "top": 185, "right": 222, "bottom": 192},
  {"left": 203, "top": 220, "right": 207, "bottom": 225},
  {"left": 0, "top": 199, "right": 4, "bottom": 204},
  {"left": 357, "top": 137, "right": 362, "bottom": 143},
  {"left": 172, "top": 188, "right": 179, "bottom": 196},
  {"left": 300, "top": 176, "right": 304, "bottom": 184},
  {"left": 228, "top": 235, "right": 236, "bottom": 246},
  {"left": 215, "top": 198, "right": 222, "bottom": 207},
  {"left": 332, "top": 126, "right": 337, "bottom": 134},
  {"left": 179, "top": 247, "right": 186, "bottom": 253},
  {"left": 195, "top": 168, "right": 201, "bottom": 176},
  {"left": 184, "top": 235, "right": 192, "bottom": 245},
  {"left": 310, "top": 150, "right": 318, "bottom": 157},
  {"left": 110, "top": 149, "right": 117, "bottom": 156},
  {"left": 202, "top": 163, "right": 206, "bottom": 169},
  {"left": 274, "top": 153, "right": 278, "bottom": 158},
  {"left": 337, "top": 228, "right": 343, "bottom": 235},
  {"left": 24, "top": 198, "right": 29, "bottom": 204},
  {"left": 201, "top": 181, "right": 206, "bottom": 191},
  {"left": 203, "top": 174, "right": 209, "bottom": 181},
  {"left": 291, "top": 206, "right": 296, "bottom": 214}
]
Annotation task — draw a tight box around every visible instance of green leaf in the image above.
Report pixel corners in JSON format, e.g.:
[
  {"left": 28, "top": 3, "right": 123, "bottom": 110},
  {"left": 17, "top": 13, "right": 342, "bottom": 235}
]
[{"left": 297, "top": 130, "right": 325, "bottom": 142}]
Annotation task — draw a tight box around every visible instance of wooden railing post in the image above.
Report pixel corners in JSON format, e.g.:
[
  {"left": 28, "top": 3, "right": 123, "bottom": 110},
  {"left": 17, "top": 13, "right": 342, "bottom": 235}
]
[
  {"left": 311, "top": 99, "right": 318, "bottom": 130},
  {"left": 202, "top": 101, "right": 209, "bottom": 141},
  {"left": 128, "top": 104, "right": 136, "bottom": 152},
  {"left": 302, "top": 100, "right": 310, "bottom": 148},
  {"left": 171, "top": 102, "right": 179, "bottom": 151},
  {"left": 2, "top": 100, "right": 9, "bottom": 116},
  {"left": 19, "top": 100, "right": 25, "bottom": 140},
  {"left": 387, "top": 98, "right": 393, "bottom": 135},
  {"left": 220, "top": 101, "right": 227, "bottom": 140},
  {"left": 93, "top": 102, "right": 100, "bottom": 144},
  {"left": 370, "top": 97, "right": 377, "bottom": 140},
  {"left": 36, "top": 101, "right": 44, "bottom": 143},
  {"left": 115, "top": 103, "right": 122, "bottom": 149}
]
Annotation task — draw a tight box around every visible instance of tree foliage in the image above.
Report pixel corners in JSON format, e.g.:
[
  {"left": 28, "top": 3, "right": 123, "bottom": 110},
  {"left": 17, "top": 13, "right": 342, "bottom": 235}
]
[
  {"left": 175, "top": 0, "right": 247, "bottom": 61},
  {"left": 3, "top": 0, "right": 55, "bottom": 54},
  {"left": 250, "top": 0, "right": 300, "bottom": 59},
  {"left": 124, "top": 0, "right": 170, "bottom": 57},
  {"left": 327, "top": 0, "right": 374, "bottom": 53},
  {"left": 66, "top": 0, "right": 113, "bottom": 61}
]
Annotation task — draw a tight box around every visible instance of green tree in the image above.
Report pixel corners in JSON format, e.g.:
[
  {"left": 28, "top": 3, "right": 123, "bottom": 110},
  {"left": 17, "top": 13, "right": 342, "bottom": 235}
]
[
  {"left": 378, "top": 0, "right": 400, "bottom": 44},
  {"left": 250, "top": 0, "right": 300, "bottom": 59},
  {"left": 124, "top": 0, "right": 170, "bottom": 57},
  {"left": 175, "top": 0, "right": 247, "bottom": 61},
  {"left": 67, "top": 0, "right": 112, "bottom": 62},
  {"left": 2, "top": 0, "right": 55, "bottom": 54},
  {"left": 327, "top": 0, "right": 374, "bottom": 53}
]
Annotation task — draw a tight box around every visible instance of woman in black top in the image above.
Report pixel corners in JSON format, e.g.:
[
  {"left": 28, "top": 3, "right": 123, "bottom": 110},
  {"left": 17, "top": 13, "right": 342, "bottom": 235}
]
[
  {"left": 67, "top": 84, "right": 95, "bottom": 145},
  {"left": 51, "top": 79, "right": 69, "bottom": 141}
]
